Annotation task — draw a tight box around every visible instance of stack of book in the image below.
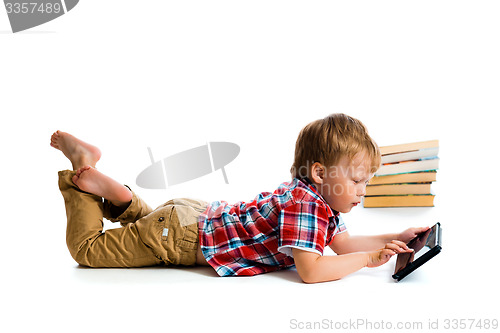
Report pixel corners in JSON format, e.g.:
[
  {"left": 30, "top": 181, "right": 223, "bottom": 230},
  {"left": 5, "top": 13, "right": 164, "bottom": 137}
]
[{"left": 363, "top": 140, "right": 439, "bottom": 208}]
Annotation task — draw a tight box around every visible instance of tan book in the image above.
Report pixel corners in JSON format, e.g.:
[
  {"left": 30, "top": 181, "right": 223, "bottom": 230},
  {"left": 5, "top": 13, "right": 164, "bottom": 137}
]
[
  {"left": 363, "top": 195, "right": 435, "bottom": 208},
  {"left": 366, "top": 183, "right": 432, "bottom": 196},
  {"left": 379, "top": 140, "right": 439, "bottom": 156},
  {"left": 369, "top": 171, "right": 437, "bottom": 185}
]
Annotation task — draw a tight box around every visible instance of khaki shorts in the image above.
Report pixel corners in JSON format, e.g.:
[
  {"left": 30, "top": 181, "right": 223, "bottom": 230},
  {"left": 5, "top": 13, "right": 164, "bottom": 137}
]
[{"left": 59, "top": 170, "right": 208, "bottom": 268}]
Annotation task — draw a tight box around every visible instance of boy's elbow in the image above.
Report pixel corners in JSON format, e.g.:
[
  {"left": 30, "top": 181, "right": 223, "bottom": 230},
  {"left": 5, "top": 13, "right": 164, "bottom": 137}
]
[
  {"left": 297, "top": 268, "right": 341, "bottom": 284},
  {"left": 300, "top": 274, "right": 322, "bottom": 284},
  {"left": 298, "top": 270, "right": 315, "bottom": 284},
  {"left": 295, "top": 259, "right": 319, "bottom": 283},
  {"left": 295, "top": 261, "right": 318, "bottom": 283},
  {"left": 292, "top": 248, "right": 342, "bottom": 283}
]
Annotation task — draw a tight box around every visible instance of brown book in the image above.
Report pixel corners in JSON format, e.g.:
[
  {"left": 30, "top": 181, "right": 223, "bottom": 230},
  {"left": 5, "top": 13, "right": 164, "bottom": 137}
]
[
  {"left": 369, "top": 171, "right": 437, "bottom": 185},
  {"left": 363, "top": 195, "right": 435, "bottom": 208},
  {"left": 366, "top": 183, "right": 432, "bottom": 196}
]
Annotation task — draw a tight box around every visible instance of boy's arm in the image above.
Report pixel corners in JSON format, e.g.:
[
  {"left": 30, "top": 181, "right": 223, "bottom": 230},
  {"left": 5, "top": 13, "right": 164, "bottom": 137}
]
[
  {"left": 292, "top": 240, "right": 412, "bottom": 284},
  {"left": 329, "top": 227, "right": 430, "bottom": 255},
  {"left": 329, "top": 232, "right": 398, "bottom": 254}
]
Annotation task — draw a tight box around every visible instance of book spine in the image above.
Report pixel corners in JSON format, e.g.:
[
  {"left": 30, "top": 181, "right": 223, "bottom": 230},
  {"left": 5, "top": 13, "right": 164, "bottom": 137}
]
[{"left": 363, "top": 195, "right": 435, "bottom": 208}]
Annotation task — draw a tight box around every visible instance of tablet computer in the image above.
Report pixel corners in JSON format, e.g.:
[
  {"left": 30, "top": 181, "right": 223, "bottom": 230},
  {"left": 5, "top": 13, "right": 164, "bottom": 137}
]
[{"left": 392, "top": 222, "right": 442, "bottom": 282}]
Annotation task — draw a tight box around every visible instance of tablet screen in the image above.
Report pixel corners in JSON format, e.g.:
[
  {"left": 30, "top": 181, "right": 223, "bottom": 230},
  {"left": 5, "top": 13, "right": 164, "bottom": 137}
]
[{"left": 393, "top": 223, "right": 441, "bottom": 279}]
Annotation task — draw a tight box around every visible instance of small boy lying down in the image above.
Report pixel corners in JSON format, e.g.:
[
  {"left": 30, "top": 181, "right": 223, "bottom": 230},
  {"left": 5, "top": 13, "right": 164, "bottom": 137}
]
[{"left": 52, "top": 113, "right": 426, "bottom": 283}]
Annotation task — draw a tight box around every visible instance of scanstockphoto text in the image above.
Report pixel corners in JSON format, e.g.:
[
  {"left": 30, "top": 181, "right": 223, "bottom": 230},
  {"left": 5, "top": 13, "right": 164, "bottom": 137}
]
[
  {"left": 291, "top": 162, "right": 374, "bottom": 195},
  {"left": 5, "top": 2, "right": 63, "bottom": 14},
  {"left": 289, "top": 317, "right": 499, "bottom": 331}
]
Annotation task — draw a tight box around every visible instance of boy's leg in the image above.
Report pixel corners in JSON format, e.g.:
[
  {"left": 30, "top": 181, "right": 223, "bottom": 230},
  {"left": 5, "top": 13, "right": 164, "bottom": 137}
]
[
  {"left": 59, "top": 170, "right": 162, "bottom": 267},
  {"left": 52, "top": 131, "right": 162, "bottom": 267},
  {"left": 102, "top": 186, "right": 154, "bottom": 227},
  {"left": 51, "top": 130, "right": 137, "bottom": 210}
]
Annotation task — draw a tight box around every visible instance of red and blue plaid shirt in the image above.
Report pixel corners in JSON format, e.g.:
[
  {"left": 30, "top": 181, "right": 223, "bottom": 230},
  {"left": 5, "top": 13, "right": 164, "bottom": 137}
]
[{"left": 198, "top": 178, "right": 347, "bottom": 276}]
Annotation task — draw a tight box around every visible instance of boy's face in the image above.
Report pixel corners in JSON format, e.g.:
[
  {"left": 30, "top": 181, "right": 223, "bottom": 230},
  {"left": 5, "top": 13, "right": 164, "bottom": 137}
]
[{"left": 313, "top": 153, "right": 373, "bottom": 213}]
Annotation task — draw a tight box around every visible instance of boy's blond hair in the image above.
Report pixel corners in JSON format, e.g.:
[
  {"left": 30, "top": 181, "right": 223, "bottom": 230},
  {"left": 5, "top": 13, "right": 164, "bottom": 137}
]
[{"left": 291, "top": 113, "right": 381, "bottom": 179}]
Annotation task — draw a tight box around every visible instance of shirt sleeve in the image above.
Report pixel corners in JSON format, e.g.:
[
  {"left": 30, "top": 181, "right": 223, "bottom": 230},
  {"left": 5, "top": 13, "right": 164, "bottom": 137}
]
[
  {"left": 336, "top": 214, "right": 347, "bottom": 234},
  {"left": 277, "top": 202, "right": 330, "bottom": 258}
]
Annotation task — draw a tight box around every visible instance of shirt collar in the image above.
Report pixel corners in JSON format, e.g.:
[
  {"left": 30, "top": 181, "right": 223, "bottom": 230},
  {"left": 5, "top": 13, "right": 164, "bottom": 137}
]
[{"left": 297, "top": 177, "right": 340, "bottom": 218}]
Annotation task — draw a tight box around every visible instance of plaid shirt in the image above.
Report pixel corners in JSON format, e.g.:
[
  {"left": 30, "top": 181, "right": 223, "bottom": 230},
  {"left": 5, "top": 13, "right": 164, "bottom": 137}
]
[{"left": 198, "top": 178, "right": 347, "bottom": 276}]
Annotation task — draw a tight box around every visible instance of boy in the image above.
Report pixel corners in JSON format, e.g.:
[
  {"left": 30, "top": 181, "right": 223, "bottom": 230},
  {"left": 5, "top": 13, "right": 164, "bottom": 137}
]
[{"left": 52, "top": 114, "right": 427, "bottom": 283}]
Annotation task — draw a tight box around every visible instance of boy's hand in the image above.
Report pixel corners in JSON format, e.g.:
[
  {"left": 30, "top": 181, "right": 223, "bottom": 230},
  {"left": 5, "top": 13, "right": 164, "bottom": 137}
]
[
  {"left": 367, "top": 240, "right": 413, "bottom": 268},
  {"left": 397, "top": 226, "right": 430, "bottom": 244}
]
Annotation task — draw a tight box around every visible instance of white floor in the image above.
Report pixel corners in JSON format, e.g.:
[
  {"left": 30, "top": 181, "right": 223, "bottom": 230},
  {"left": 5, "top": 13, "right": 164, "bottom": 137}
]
[{"left": 2, "top": 178, "right": 497, "bottom": 333}]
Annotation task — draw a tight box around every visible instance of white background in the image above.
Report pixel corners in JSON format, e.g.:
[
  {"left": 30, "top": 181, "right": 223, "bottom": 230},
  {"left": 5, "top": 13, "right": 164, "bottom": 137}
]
[{"left": 1, "top": 1, "right": 499, "bottom": 332}]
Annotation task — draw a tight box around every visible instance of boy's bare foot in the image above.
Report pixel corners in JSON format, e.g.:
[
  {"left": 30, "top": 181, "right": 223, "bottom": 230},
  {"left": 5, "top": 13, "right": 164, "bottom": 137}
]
[
  {"left": 50, "top": 131, "right": 101, "bottom": 170},
  {"left": 73, "top": 166, "right": 132, "bottom": 207}
]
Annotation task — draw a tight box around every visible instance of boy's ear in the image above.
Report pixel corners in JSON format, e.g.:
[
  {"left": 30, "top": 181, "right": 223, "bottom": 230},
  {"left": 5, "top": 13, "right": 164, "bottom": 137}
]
[{"left": 310, "top": 162, "right": 325, "bottom": 184}]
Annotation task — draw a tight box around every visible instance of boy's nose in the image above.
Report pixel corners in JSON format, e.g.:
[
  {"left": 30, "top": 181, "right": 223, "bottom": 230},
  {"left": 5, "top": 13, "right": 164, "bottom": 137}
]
[{"left": 357, "top": 185, "right": 366, "bottom": 197}]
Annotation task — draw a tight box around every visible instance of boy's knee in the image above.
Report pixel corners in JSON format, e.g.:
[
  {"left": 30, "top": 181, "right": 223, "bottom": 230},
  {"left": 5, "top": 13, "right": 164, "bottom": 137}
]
[
  {"left": 67, "top": 243, "right": 92, "bottom": 267},
  {"left": 66, "top": 235, "right": 102, "bottom": 267}
]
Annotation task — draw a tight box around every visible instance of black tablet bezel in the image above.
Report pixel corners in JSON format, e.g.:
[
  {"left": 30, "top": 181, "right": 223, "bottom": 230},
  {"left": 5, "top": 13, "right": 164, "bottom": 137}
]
[{"left": 392, "top": 222, "right": 442, "bottom": 282}]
